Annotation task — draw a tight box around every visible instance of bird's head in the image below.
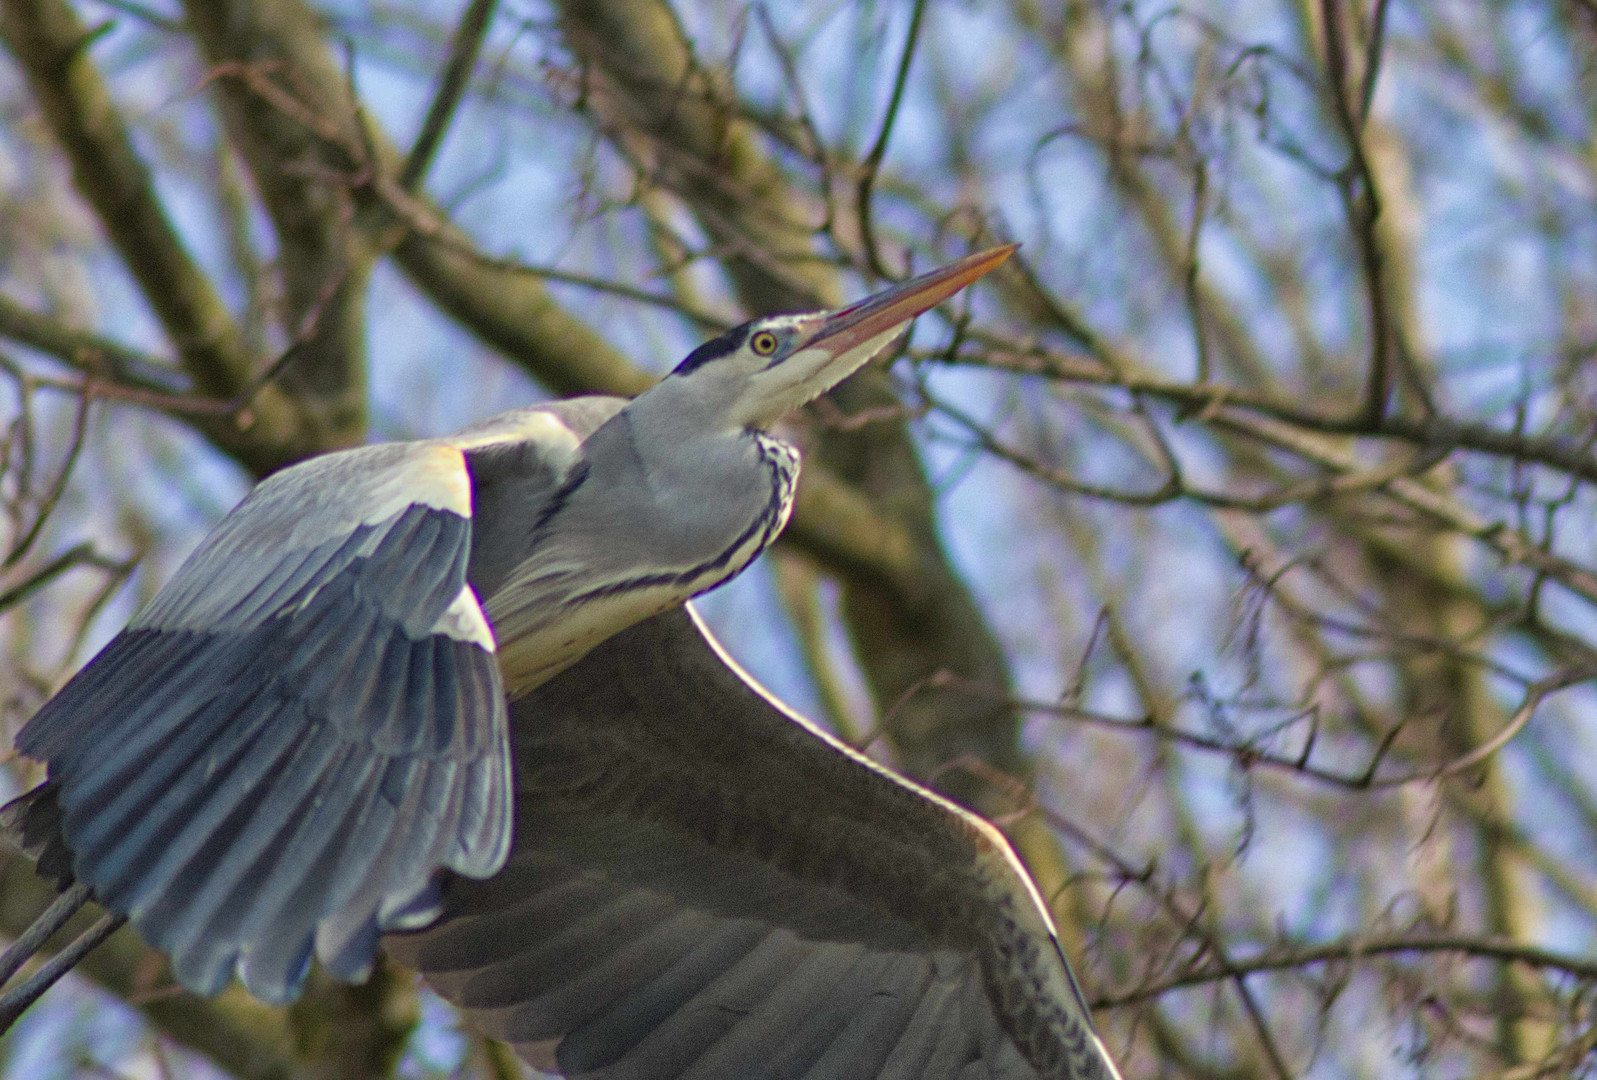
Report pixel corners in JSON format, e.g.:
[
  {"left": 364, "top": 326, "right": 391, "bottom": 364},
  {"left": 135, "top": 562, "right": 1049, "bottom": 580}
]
[{"left": 657, "top": 245, "right": 1017, "bottom": 429}]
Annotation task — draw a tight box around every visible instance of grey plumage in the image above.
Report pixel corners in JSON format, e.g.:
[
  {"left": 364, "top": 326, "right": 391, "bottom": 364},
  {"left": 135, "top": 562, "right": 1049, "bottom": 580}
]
[
  {"left": 15, "top": 462, "right": 509, "bottom": 1000},
  {"left": 385, "top": 606, "right": 1121, "bottom": 1080},
  {"left": 1, "top": 247, "right": 1124, "bottom": 1078}
]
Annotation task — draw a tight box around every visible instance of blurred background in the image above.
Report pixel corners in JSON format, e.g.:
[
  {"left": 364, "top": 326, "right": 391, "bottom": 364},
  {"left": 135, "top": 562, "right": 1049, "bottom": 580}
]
[{"left": 2, "top": 0, "right": 1596, "bottom": 1076}]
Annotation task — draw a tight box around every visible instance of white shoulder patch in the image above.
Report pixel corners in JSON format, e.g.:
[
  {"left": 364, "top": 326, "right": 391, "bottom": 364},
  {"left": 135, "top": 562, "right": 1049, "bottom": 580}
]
[
  {"left": 447, "top": 408, "right": 583, "bottom": 474},
  {"left": 365, "top": 443, "right": 472, "bottom": 520},
  {"left": 433, "top": 585, "right": 496, "bottom": 650},
  {"left": 132, "top": 441, "right": 475, "bottom": 633},
  {"left": 247, "top": 441, "right": 473, "bottom": 551}
]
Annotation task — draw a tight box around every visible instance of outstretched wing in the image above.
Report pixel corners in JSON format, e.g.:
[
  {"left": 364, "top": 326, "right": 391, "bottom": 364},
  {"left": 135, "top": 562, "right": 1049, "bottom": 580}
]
[
  {"left": 13, "top": 440, "right": 510, "bottom": 1002},
  {"left": 387, "top": 606, "right": 1121, "bottom": 1080}
]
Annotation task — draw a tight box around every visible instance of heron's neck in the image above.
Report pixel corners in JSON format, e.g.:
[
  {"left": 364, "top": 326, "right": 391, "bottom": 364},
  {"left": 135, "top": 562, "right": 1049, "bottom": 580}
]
[{"left": 481, "top": 405, "right": 801, "bottom": 699}]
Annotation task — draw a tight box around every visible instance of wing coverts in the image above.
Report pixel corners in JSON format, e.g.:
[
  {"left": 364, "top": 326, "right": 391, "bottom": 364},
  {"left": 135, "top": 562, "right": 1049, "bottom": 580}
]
[
  {"left": 12, "top": 442, "right": 511, "bottom": 1001},
  {"left": 389, "top": 608, "right": 1119, "bottom": 1080}
]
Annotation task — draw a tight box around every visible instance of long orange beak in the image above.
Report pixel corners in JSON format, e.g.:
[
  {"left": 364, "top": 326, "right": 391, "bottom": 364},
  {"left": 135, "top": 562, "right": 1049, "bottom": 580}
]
[{"left": 804, "top": 244, "right": 1017, "bottom": 358}]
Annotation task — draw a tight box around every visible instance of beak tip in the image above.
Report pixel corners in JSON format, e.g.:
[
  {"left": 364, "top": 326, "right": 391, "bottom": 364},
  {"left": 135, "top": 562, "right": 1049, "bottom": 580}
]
[{"left": 975, "top": 241, "right": 1020, "bottom": 269}]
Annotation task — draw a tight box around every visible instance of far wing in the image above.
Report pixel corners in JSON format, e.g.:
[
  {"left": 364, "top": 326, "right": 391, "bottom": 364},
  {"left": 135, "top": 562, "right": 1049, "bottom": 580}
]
[
  {"left": 387, "top": 606, "right": 1121, "bottom": 1080},
  {"left": 13, "top": 440, "right": 510, "bottom": 1002}
]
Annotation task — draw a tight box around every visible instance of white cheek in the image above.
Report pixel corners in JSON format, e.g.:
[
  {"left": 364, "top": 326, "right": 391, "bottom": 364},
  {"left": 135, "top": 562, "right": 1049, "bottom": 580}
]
[
  {"left": 780, "top": 325, "right": 902, "bottom": 386},
  {"left": 781, "top": 345, "right": 836, "bottom": 382},
  {"left": 843, "top": 325, "right": 907, "bottom": 370}
]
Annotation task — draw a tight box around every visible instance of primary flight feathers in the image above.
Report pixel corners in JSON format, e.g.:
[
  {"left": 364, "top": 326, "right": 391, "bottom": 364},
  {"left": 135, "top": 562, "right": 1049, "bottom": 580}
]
[{"left": 15, "top": 438, "right": 515, "bottom": 999}]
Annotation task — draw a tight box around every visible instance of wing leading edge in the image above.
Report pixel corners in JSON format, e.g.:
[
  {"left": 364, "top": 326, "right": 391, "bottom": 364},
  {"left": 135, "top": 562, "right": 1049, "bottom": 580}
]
[{"left": 388, "top": 605, "right": 1121, "bottom": 1080}]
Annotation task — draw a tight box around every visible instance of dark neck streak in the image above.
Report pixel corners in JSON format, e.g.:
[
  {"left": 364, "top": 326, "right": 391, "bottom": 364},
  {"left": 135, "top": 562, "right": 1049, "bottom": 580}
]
[
  {"left": 527, "top": 458, "right": 591, "bottom": 540},
  {"left": 565, "top": 430, "right": 798, "bottom": 605}
]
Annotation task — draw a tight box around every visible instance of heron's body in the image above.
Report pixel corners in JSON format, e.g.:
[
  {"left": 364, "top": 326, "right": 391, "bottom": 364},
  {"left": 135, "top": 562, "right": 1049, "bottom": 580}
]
[{"left": 0, "top": 247, "right": 1125, "bottom": 1079}]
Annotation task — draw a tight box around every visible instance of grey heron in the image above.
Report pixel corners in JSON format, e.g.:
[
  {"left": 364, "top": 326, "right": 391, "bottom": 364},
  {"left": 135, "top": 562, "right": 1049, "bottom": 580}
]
[{"left": 0, "top": 245, "right": 1124, "bottom": 1079}]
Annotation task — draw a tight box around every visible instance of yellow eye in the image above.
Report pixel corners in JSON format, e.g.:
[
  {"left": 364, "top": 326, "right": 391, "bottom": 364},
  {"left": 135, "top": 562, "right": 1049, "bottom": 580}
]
[{"left": 750, "top": 330, "right": 779, "bottom": 356}]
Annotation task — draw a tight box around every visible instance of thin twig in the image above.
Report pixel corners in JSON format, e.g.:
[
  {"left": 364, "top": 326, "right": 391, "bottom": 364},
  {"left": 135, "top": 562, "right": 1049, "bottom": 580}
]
[
  {"left": 400, "top": 0, "right": 499, "bottom": 192},
  {"left": 914, "top": 668, "right": 1592, "bottom": 791},
  {"left": 941, "top": 341, "right": 1597, "bottom": 486},
  {"left": 3, "top": 382, "right": 91, "bottom": 570},
  {"left": 0, "top": 542, "right": 124, "bottom": 611},
  {"left": 1097, "top": 929, "right": 1597, "bottom": 1007},
  {"left": 856, "top": 0, "right": 929, "bottom": 280}
]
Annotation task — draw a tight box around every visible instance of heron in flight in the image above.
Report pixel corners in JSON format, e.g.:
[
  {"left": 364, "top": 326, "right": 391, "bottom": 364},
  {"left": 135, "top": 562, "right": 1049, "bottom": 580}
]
[{"left": 0, "top": 246, "right": 1123, "bottom": 1079}]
